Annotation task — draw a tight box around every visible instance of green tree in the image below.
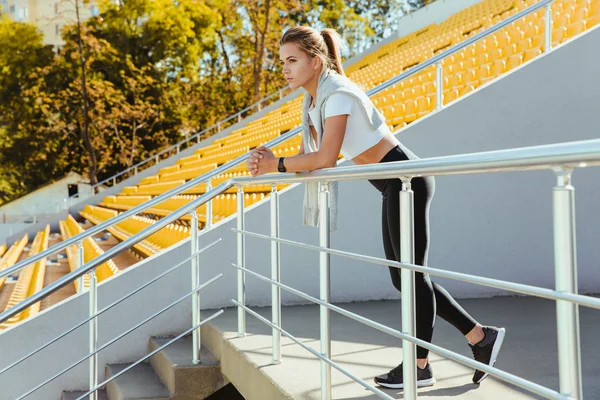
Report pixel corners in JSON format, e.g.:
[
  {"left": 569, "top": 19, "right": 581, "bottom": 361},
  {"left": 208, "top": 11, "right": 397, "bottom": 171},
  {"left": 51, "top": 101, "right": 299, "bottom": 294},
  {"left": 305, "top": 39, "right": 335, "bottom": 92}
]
[{"left": 0, "top": 16, "right": 55, "bottom": 203}]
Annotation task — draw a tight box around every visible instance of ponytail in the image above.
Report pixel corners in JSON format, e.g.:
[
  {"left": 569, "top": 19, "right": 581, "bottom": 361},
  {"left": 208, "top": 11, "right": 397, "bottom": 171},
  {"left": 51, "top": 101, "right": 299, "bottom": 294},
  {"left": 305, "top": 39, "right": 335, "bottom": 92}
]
[{"left": 321, "top": 28, "right": 346, "bottom": 76}]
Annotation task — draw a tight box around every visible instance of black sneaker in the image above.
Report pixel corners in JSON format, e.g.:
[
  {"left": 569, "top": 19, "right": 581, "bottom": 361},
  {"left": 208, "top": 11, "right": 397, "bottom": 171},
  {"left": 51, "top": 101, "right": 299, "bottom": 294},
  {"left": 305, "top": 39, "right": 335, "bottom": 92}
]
[
  {"left": 470, "top": 326, "right": 506, "bottom": 384},
  {"left": 374, "top": 362, "right": 436, "bottom": 389}
]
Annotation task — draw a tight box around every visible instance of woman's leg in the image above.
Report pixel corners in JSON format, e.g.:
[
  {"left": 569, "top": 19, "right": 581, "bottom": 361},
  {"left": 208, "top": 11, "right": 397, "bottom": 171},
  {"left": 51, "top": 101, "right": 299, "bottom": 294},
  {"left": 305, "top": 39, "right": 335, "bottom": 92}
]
[
  {"left": 382, "top": 177, "right": 436, "bottom": 361},
  {"left": 383, "top": 176, "right": 480, "bottom": 359}
]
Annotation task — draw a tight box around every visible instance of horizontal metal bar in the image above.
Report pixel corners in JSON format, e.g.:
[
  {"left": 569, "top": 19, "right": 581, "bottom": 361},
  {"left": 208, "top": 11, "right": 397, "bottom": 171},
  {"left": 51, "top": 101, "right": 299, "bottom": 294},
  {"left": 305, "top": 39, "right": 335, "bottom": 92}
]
[
  {"left": 231, "top": 266, "right": 571, "bottom": 400},
  {"left": 231, "top": 300, "right": 394, "bottom": 400},
  {"left": 75, "top": 309, "right": 224, "bottom": 400},
  {"left": 15, "top": 274, "right": 223, "bottom": 400},
  {"left": 367, "top": 0, "right": 555, "bottom": 97},
  {"left": 231, "top": 229, "right": 600, "bottom": 311},
  {"left": 0, "top": 185, "right": 230, "bottom": 323},
  {"left": 4, "top": 126, "right": 296, "bottom": 279},
  {"left": 0, "top": 239, "right": 221, "bottom": 376},
  {"left": 232, "top": 139, "right": 600, "bottom": 187}
]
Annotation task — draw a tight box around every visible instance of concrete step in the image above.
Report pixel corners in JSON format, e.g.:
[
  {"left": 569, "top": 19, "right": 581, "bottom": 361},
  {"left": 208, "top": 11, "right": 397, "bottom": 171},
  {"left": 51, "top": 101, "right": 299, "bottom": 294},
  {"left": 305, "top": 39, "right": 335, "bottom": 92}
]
[
  {"left": 148, "top": 335, "right": 226, "bottom": 399},
  {"left": 105, "top": 362, "right": 170, "bottom": 400},
  {"left": 61, "top": 389, "right": 109, "bottom": 400}
]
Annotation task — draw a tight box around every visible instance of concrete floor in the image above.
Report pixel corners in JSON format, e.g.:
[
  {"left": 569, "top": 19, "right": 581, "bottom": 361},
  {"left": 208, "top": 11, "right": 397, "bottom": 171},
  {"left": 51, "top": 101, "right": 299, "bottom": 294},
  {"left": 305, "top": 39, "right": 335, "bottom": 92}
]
[{"left": 204, "top": 295, "right": 600, "bottom": 400}]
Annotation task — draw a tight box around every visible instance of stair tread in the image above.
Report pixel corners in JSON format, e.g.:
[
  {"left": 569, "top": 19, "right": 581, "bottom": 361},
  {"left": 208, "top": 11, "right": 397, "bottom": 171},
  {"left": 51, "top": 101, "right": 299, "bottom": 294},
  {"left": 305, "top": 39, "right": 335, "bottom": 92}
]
[
  {"left": 150, "top": 335, "right": 219, "bottom": 367},
  {"left": 106, "top": 362, "right": 170, "bottom": 399},
  {"left": 62, "top": 389, "right": 108, "bottom": 400}
]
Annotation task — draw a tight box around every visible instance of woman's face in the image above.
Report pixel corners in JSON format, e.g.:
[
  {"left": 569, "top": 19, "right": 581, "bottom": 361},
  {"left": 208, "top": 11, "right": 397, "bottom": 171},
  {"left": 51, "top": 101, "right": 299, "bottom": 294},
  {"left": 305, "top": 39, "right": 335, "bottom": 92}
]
[{"left": 279, "top": 42, "right": 321, "bottom": 90}]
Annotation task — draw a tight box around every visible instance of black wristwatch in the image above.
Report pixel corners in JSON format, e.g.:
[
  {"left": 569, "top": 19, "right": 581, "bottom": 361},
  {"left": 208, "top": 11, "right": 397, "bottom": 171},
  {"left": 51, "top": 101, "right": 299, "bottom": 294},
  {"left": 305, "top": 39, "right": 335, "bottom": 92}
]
[{"left": 277, "top": 157, "right": 287, "bottom": 173}]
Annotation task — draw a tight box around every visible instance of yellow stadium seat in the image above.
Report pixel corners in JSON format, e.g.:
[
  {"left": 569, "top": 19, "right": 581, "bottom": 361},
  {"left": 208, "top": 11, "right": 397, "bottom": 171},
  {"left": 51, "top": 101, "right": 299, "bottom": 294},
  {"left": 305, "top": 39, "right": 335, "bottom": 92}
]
[
  {"left": 565, "top": 20, "right": 587, "bottom": 39},
  {"left": 506, "top": 54, "right": 524, "bottom": 71},
  {"left": 443, "top": 89, "right": 460, "bottom": 105},
  {"left": 404, "top": 100, "right": 418, "bottom": 123},
  {"left": 587, "top": 14, "right": 600, "bottom": 28},
  {"left": 523, "top": 47, "right": 543, "bottom": 63}
]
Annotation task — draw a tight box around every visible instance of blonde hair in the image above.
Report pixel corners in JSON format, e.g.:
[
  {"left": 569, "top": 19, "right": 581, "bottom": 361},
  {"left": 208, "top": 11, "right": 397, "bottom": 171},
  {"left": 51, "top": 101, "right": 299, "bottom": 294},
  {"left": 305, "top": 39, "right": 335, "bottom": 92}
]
[{"left": 280, "top": 26, "right": 347, "bottom": 76}]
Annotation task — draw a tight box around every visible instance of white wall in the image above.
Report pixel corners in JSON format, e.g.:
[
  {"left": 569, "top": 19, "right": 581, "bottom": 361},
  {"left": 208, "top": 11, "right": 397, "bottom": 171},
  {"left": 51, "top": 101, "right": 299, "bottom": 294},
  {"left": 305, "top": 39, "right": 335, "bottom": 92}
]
[
  {"left": 0, "top": 173, "right": 90, "bottom": 217},
  {"left": 0, "top": 22, "right": 598, "bottom": 400}
]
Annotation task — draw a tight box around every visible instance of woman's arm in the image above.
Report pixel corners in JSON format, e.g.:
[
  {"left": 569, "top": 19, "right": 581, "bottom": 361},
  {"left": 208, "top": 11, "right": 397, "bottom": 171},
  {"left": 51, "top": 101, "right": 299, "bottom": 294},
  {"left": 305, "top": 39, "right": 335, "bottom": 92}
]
[{"left": 248, "top": 114, "right": 348, "bottom": 176}]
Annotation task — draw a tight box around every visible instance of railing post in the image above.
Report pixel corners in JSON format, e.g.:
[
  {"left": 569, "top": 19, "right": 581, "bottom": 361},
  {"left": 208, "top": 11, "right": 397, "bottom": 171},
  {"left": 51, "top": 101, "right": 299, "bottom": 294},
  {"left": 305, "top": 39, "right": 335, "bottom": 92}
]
[
  {"left": 237, "top": 186, "right": 246, "bottom": 336},
  {"left": 177, "top": 145, "right": 181, "bottom": 153},
  {"left": 218, "top": 124, "right": 221, "bottom": 132},
  {"left": 400, "top": 179, "right": 417, "bottom": 400},
  {"left": 545, "top": 2, "right": 552, "bottom": 51},
  {"left": 552, "top": 168, "right": 582, "bottom": 399},
  {"left": 436, "top": 61, "right": 443, "bottom": 110},
  {"left": 319, "top": 183, "right": 331, "bottom": 400},
  {"left": 112, "top": 177, "right": 116, "bottom": 186},
  {"left": 279, "top": 89, "right": 283, "bottom": 100},
  {"left": 155, "top": 155, "right": 159, "bottom": 164},
  {"left": 257, "top": 102, "right": 262, "bottom": 112},
  {"left": 190, "top": 211, "right": 202, "bottom": 363},
  {"left": 238, "top": 113, "right": 242, "bottom": 123},
  {"left": 270, "top": 184, "right": 281, "bottom": 364},
  {"left": 88, "top": 269, "right": 98, "bottom": 400},
  {"left": 206, "top": 182, "right": 213, "bottom": 229},
  {"left": 134, "top": 166, "right": 138, "bottom": 175},
  {"left": 77, "top": 242, "right": 85, "bottom": 293}
]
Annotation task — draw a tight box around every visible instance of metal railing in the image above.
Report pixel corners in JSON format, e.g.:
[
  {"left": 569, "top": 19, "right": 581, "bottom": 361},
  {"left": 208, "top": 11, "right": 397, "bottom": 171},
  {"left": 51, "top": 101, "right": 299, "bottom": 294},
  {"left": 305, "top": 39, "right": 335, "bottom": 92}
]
[
  {"left": 66, "top": 0, "right": 556, "bottom": 201},
  {"left": 2, "top": 138, "right": 599, "bottom": 399},
  {"left": 69, "top": 86, "right": 293, "bottom": 198},
  {"left": 7, "top": 0, "right": 557, "bottom": 282},
  {"left": 1, "top": 239, "right": 224, "bottom": 400},
  {"left": 226, "top": 137, "right": 599, "bottom": 400}
]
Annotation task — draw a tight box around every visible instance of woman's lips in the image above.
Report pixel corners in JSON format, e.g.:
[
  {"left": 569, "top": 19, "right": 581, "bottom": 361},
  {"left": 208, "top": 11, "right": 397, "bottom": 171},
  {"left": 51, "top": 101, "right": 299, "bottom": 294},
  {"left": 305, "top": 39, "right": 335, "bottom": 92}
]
[{"left": 286, "top": 78, "right": 293, "bottom": 81}]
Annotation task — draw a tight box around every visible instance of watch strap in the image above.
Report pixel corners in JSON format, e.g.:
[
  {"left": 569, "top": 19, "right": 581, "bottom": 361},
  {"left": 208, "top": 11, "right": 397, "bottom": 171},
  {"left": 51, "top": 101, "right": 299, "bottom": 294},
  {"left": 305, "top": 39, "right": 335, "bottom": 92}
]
[{"left": 278, "top": 157, "right": 287, "bottom": 173}]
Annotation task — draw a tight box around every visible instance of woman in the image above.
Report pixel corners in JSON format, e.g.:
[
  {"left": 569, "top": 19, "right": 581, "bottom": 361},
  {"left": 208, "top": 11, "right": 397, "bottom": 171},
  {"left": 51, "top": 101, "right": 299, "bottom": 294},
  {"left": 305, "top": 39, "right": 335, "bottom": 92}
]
[{"left": 246, "top": 26, "right": 505, "bottom": 389}]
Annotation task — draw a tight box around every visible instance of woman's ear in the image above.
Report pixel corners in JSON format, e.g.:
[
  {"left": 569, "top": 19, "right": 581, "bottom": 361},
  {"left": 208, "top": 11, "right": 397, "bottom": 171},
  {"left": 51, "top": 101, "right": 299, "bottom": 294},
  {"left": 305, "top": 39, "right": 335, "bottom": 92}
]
[{"left": 313, "top": 56, "right": 322, "bottom": 71}]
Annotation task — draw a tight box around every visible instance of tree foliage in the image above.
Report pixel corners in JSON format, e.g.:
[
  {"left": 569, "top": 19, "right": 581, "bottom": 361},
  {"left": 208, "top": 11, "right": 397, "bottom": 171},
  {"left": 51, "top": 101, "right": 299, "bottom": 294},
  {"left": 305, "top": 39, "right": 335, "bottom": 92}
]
[{"left": 0, "top": 0, "right": 417, "bottom": 204}]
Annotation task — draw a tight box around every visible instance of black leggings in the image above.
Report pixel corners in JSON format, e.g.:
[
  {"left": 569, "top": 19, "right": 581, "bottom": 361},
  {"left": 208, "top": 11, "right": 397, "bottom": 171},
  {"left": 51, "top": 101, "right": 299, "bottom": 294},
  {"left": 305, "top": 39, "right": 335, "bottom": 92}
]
[{"left": 369, "top": 145, "right": 478, "bottom": 358}]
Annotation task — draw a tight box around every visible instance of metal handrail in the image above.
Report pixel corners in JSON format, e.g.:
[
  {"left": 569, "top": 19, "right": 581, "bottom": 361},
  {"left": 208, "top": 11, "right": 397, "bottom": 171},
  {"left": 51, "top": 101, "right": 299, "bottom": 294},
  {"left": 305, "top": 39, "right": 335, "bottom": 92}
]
[
  {"left": 77, "top": 86, "right": 292, "bottom": 194},
  {"left": 233, "top": 285, "right": 571, "bottom": 400},
  {"left": 16, "top": 288, "right": 223, "bottom": 400},
  {"left": 0, "top": 182, "right": 231, "bottom": 323},
  {"left": 230, "top": 231, "right": 600, "bottom": 310},
  {"left": 3, "top": 0, "right": 553, "bottom": 279},
  {"left": 2, "top": 138, "right": 598, "bottom": 323},
  {"left": 0, "top": 239, "right": 221, "bottom": 376},
  {"left": 74, "top": 309, "right": 224, "bottom": 400}
]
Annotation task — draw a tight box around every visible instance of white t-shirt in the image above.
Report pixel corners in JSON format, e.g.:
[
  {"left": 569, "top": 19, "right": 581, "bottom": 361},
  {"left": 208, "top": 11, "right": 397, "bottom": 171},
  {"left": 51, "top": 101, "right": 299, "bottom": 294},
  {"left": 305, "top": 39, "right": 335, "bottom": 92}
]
[{"left": 308, "top": 92, "right": 392, "bottom": 159}]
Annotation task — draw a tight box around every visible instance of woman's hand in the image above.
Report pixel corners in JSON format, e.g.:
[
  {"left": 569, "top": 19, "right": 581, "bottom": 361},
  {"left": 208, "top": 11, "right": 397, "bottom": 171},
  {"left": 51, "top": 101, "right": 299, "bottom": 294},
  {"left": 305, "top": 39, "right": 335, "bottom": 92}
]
[{"left": 247, "top": 146, "right": 277, "bottom": 177}]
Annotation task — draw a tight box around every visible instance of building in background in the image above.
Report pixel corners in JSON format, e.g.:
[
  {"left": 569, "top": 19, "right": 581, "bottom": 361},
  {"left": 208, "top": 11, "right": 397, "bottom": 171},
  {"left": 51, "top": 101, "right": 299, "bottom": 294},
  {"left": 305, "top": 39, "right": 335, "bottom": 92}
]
[{"left": 0, "top": 0, "right": 99, "bottom": 51}]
